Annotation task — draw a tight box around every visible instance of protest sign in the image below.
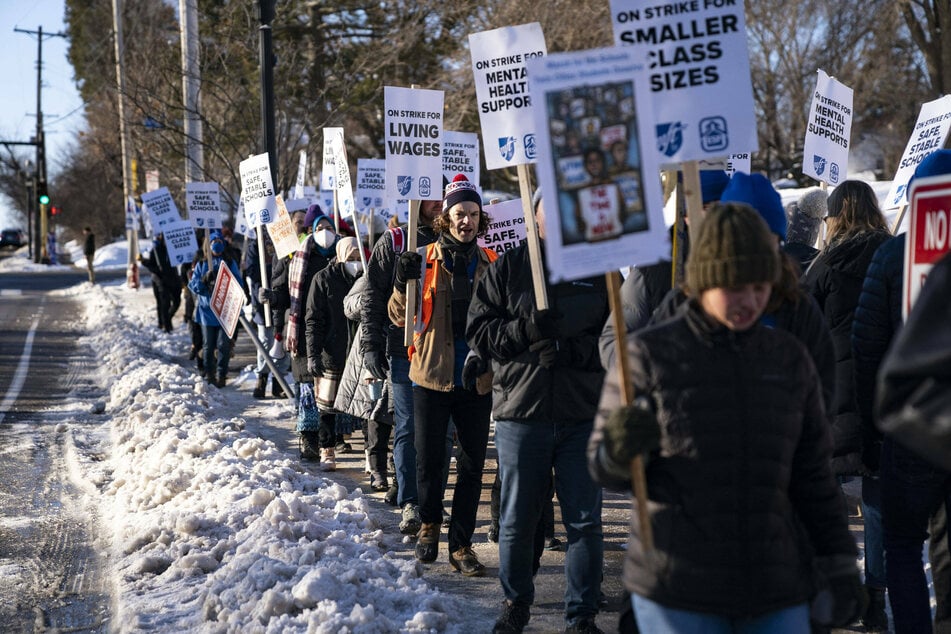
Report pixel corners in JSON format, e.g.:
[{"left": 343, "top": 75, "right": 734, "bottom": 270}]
[
  {"left": 125, "top": 196, "right": 139, "bottom": 231},
  {"left": 145, "top": 170, "right": 160, "bottom": 192},
  {"left": 239, "top": 153, "right": 278, "bottom": 227},
  {"left": 294, "top": 150, "right": 307, "bottom": 199},
  {"left": 726, "top": 152, "right": 751, "bottom": 177},
  {"left": 885, "top": 95, "right": 951, "bottom": 209},
  {"left": 210, "top": 263, "right": 245, "bottom": 339},
  {"left": 141, "top": 187, "right": 183, "bottom": 234},
  {"left": 234, "top": 195, "right": 250, "bottom": 237},
  {"left": 443, "top": 131, "right": 481, "bottom": 189},
  {"left": 267, "top": 195, "right": 304, "bottom": 259},
  {"left": 384, "top": 86, "right": 444, "bottom": 200},
  {"left": 186, "top": 182, "right": 222, "bottom": 230},
  {"left": 528, "top": 47, "right": 667, "bottom": 283},
  {"left": 321, "top": 128, "right": 343, "bottom": 191},
  {"left": 904, "top": 174, "right": 951, "bottom": 319},
  {"left": 284, "top": 197, "right": 310, "bottom": 214},
  {"left": 162, "top": 219, "right": 200, "bottom": 266},
  {"left": 802, "top": 70, "right": 853, "bottom": 185},
  {"left": 469, "top": 23, "right": 546, "bottom": 171},
  {"left": 330, "top": 132, "right": 368, "bottom": 268},
  {"left": 356, "top": 158, "right": 386, "bottom": 213},
  {"left": 610, "top": 0, "right": 758, "bottom": 163},
  {"left": 478, "top": 199, "right": 527, "bottom": 255}
]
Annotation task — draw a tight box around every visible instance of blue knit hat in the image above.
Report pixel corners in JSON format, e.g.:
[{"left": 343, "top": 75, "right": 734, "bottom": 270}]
[
  {"left": 700, "top": 170, "right": 730, "bottom": 204},
  {"left": 310, "top": 213, "right": 333, "bottom": 235},
  {"left": 303, "top": 203, "right": 323, "bottom": 230},
  {"left": 720, "top": 172, "right": 787, "bottom": 240},
  {"left": 908, "top": 149, "right": 951, "bottom": 200}
]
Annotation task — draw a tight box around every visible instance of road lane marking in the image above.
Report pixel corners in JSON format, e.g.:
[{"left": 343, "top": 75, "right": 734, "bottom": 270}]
[{"left": 0, "top": 311, "right": 42, "bottom": 424}]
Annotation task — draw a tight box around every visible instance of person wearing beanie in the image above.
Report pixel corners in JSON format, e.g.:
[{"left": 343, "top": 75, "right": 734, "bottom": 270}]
[
  {"left": 388, "top": 173, "right": 498, "bottom": 575},
  {"left": 589, "top": 202, "right": 864, "bottom": 632},
  {"left": 720, "top": 172, "right": 787, "bottom": 241},
  {"left": 468, "top": 189, "right": 608, "bottom": 633},
  {"left": 784, "top": 188, "right": 828, "bottom": 273},
  {"left": 905, "top": 148, "right": 951, "bottom": 200}
]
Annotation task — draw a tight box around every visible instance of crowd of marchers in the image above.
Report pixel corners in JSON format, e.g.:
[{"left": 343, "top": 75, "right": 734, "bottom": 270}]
[{"left": 130, "top": 151, "right": 951, "bottom": 634}]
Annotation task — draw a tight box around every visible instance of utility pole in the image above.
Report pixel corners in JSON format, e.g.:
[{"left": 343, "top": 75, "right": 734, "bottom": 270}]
[
  {"left": 180, "top": 0, "right": 203, "bottom": 186},
  {"left": 15, "top": 25, "right": 66, "bottom": 263},
  {"left": 257, "top": 0, "right": 277, "bottom": 183},
  {"left": 112, "top": 0, "right": 138, "bottom": 288}
]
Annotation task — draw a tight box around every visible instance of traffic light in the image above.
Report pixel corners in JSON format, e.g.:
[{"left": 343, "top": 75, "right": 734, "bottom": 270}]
[
  {"left": 37, "top": 181, "right": 49, "bottom": 206},
  {"left": 50, "top": 205, "right": 61, "bottom": 216}
]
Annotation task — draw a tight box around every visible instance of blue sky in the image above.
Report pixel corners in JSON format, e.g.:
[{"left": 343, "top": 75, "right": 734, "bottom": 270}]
[{"left": 1, "top": 0, "right": 85, "bottom": 229}]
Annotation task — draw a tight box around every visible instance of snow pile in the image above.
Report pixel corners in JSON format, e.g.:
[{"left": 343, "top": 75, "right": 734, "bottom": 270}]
[{"left": 75, "top": 283, "right": 466, "bottom": 632}]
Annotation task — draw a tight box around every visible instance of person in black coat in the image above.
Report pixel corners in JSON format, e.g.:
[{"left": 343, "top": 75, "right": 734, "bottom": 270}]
[{"left": 139, "top": 233, "right": 182, "bottom": 332}]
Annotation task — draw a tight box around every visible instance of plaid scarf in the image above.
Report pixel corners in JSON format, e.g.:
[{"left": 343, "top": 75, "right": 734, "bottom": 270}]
[{"left": 285, "top": 239, "right": 313, "bottom": 355}]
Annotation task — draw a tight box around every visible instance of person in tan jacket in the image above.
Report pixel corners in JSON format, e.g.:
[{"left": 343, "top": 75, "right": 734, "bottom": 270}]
[{"left": 388, "top": 174, "right": 496, "bottom": 575}]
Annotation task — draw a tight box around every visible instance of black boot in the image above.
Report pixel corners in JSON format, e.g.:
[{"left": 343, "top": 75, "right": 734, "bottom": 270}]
[
  {"left": 271, "top": 377, "right": 287, "bottom": 398},
  {"left": 861, "top": 585, "right": 888, "bottom": 631},
  {"left": 253, "top": 374, "right": 268, "bottom": 399}
]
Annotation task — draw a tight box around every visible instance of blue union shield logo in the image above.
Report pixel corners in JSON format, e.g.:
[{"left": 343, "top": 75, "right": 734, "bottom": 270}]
[
  {"left": 656, "top": 122, "right": 684, "bottom": 158},
  {"left": 499, "top": 136, "right": 516, "bottom": 162},
  {"left": 397, "top": 175, "right": 413, "bottom": 197},
  {"left": 813, "top": 155, "right": 827, "bottom": 176}
]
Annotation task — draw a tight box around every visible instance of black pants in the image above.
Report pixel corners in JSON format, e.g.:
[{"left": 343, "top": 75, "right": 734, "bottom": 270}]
[
  {"left": 367, "top": 419, "right": 392, "bottom": 477},
  {"left": 414, "top": 385, "right": 491, "bottom": 551},
  {"left": 931, "top": 501, "right": 951, "bottom": 632}
]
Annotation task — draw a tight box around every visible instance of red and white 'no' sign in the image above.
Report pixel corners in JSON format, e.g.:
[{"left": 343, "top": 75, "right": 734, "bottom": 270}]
[{"left": 905, "top": 174, "right": 951, "bottom": 320}]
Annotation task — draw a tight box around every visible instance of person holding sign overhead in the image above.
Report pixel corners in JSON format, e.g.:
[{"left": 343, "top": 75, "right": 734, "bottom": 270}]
[
  {"left": 467, "top": 189, "right": 608, "bottom": 634},
  {"left": 187, "top": 230, "right": 242, "bottom": 387},
  {"left": 388, "top": 174, "right": 497, "bottom": 575},
  {"left": 590, "top": 203, "right": 864, "bottom": 632}
]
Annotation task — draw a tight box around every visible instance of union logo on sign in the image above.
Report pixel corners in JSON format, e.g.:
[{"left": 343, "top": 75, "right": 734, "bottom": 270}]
[
  {"left": 813, "top": 155, "right": 827, "bottom": 176},
  {"left": 397, "top": 175, "right": 413, "bottom": 197},
  {"left": 830, "top": 163, "right": 840, "bottom": 184},
  {"left": 499, "top": 136, "right": 516, "bottom": 162},
  {"left": 259, "top": 208, "right": 272, "bottom": 224},
  {"left": 699, "top": 117, "right": 728, "bottom": 152},
  {"left": 656, "top": 122, "right": 685, "bottom": 158},
  {"left": 524, "top": 134, "right": 537, "bottom": 160},
  {"left": 420, "top": 177, "right": 432, "bottom": 198}
]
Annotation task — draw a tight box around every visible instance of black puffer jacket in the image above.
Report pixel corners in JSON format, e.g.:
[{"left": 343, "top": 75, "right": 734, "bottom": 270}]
[
  {"left": 272, "top": 247, "right": 331, "bottom": 382},
  {"left": 802, "top": 229, "right": 891, "bottom": 474},
  {"left": 851, "top": 234, "right": 904, "bottom": 472},
  {"left": 598, "top": 259, "right": 672, "bottom": 371},
  {"left": 361, "top": 225, "right": 438, "bottom": 359},
  {"left": 305, "top": 261, "right": 360, "bottom": 373},
  {"left": 466, "top": 240, "right": 608, "bottom": 423},
  {"left": 589, "top": 300, "right": 856, "bottom": 618}
]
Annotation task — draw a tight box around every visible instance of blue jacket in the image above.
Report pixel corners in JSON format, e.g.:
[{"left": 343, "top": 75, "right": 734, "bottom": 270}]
[{"left": 188, "top": 256, "right": 242, "bottom": 326}]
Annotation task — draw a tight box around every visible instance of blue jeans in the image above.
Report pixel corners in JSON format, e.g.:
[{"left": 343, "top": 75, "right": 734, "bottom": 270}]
[
  {"left": 882, "top": 437, "right": 951, "bottom": 634},
  {"left": 862, "top": 475, "right": 885, "bottom": 588},
  {"left": 201, "top": 324, "right": 231, "bottom": 378},
  {"left": 495, "top": 419, "right": 603, "bottom": 625},
  {"left": 632, "top": 595, "right": 809, "bottom": 633},
  {"left": 389, "top": 355, "right": 418, "bottom": 507}
]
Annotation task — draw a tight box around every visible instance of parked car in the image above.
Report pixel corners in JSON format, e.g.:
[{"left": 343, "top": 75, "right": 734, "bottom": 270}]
[{"left": 0, "top": 229, "right": 25, "bottom": 248}]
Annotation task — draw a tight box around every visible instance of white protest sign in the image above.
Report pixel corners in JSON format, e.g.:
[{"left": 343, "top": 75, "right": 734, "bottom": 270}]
[
  {"left": 321, "top": 128, "right": 343, "bottom": 191},
  {"left": 125, "top": 196, "right": 139, "bottom": 231},
  {"left": 802, "top": 70, "right": 853, "bottom": 185},
  {"left": 162, "top": 219, "right": 200, "bottom": 266},
  {"left": 384, "top": 86, "right": 444, "bottom": 200},
  {"left": 884, "top": 95, "right": 951, "bottom": 209},
  {"left": 478, "top": 198, "right": 527, "bottom": 255},
  {"left": 726, "top": 152, "right": 751, "bottom": 177},
  {"left": 903, "top": 174, "right": 951, "bottom": 319},
  {"left": 610, "top": 0, "right": 758, "bottom": 163},
  {"left": 469, "top": 23, "right": 547, "bottom": 171},
  {"left": 234, "top": 195, "right": 250, "bottom": 237},
  {"left": 318, "top": 190, "right": 334, "bottom": 215},
  {"left": 210, "top": 263, "right": 245, "bottom": 339},
  {"left": 267, "top": 195, "right": 304, "bottom": 259},
  {"left": 186, "top": 182, "right": 222, "bottom": 230},
  {"left": 443, "top": 131, "right": 481, "bottom": 189},
  {"left": 382, "top": 198, "right": 409, "bottom": 225},
  {"left": 294, "top": 150, "right": 307, "bottom": 199},
  {"left": 528, "top": 47, "right": 668, "bottom": 283},
  {"left": 239, "top": 153, "right": 278, "bottom": 227},
  {"left": 330, "top": 132, "right": 358, "bottom": 222},
  {"left": 145, "top": 170, "right": 160, "bottom": 192},
  {"left": 141, "top": 187, "right": 183, "bottom": 234},
  {"left": 356, "top": 158, "right": 386, "bottom": 213}
]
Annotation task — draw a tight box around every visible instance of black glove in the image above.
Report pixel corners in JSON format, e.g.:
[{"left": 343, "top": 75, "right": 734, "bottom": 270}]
[
  {"left": 364, "top": 350, "right": 389, "bottom": 381},
  {"left": 307, "top": 357, "right": 323, "bottom": 378},
  {"left": 602, "top": 397, "right": 660, "bottom": 466},
  {"left": 529, "top": 339, "right": 558, "bottom": 369},
  {"left": 202, "top": 268, "right": 216, "bottom": 287},
  {"left": 811, "top": 555, "right": 868, "bottom": 628},
  {"left": 394, "top": 251, "right": 422, "bottom": 291},
  {"left": 523, "top": 309, "right": 558, "bottom": 343},
  {"left": 258, "top": 286, "right": 275, "bottom": 305},
  {"left": 462, "top": 353, "right": 487, "bottom": 391}
]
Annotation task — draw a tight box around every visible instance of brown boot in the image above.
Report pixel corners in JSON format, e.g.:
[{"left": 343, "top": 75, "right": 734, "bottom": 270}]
[
  {"left": 449, "top": 546, "right": 486, "bottom": 577},
  {"left": 415, "top": 522, "right": 439, "bottom": 563}
]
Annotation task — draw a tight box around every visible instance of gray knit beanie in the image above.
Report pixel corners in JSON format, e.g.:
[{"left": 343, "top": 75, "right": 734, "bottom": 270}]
[
  {"left": 686, "top": 202, "right": 781, "bottom": 293},
  {"left": 785, "top": 188, "right": 827, "bottom": 247}
]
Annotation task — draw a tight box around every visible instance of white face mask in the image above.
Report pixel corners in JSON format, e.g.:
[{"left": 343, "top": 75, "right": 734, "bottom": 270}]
[
  {"left": 343, "top": 261, "right": 362, "bottom": 277},
  {"left": 313, "top": 228, "right": 336, "bottom": 249}
]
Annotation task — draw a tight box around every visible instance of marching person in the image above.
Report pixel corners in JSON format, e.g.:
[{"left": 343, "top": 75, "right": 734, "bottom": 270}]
[
  {"left": 243, "top": 233, "right": 288, "bottom": 399},
  {"left": 82, "top": 226, "right": 96, "bottom": 284},
  {"left": 388, "top": 174, "right": 497, "bottom": 574},
  {"left": 187, "top": 230, "right": 242, "bottom": 387},
  {"left": 590, "top": 203, "right": 864, "bottom": 633},
  {"left": 468, "top": 189, "right": 608, "bottom": 633},
  {"left": 140, "top": 233, "right": 183, "bottom": 333}
]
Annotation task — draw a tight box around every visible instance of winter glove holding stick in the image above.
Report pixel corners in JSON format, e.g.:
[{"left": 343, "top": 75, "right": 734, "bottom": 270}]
[
  {"left": 364, "top": 350, "right": 389, "bottom": 381},
  {"left": 307, "top": 357, "right": 323, "bottom": 378},
  {"left": 394, "top": 251, "right": 422, "bottom": 292},
  {"left": 258, "top": 287, "right": 275, "bottom": 305},
  {"left": 461, "top": 352, "right": 487, "bottom": 391},
  {"left": 522, "top": 309, "right": 558, "bottom": 343},
  {"left": 603, "top": 397, "right": 660, "bottom": 466},
  {"left": 811, "top": 555, "right": 868, "bottom": 628},
  {"left": 202, "top": 267, "right": 216, "bottom": 287}
]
